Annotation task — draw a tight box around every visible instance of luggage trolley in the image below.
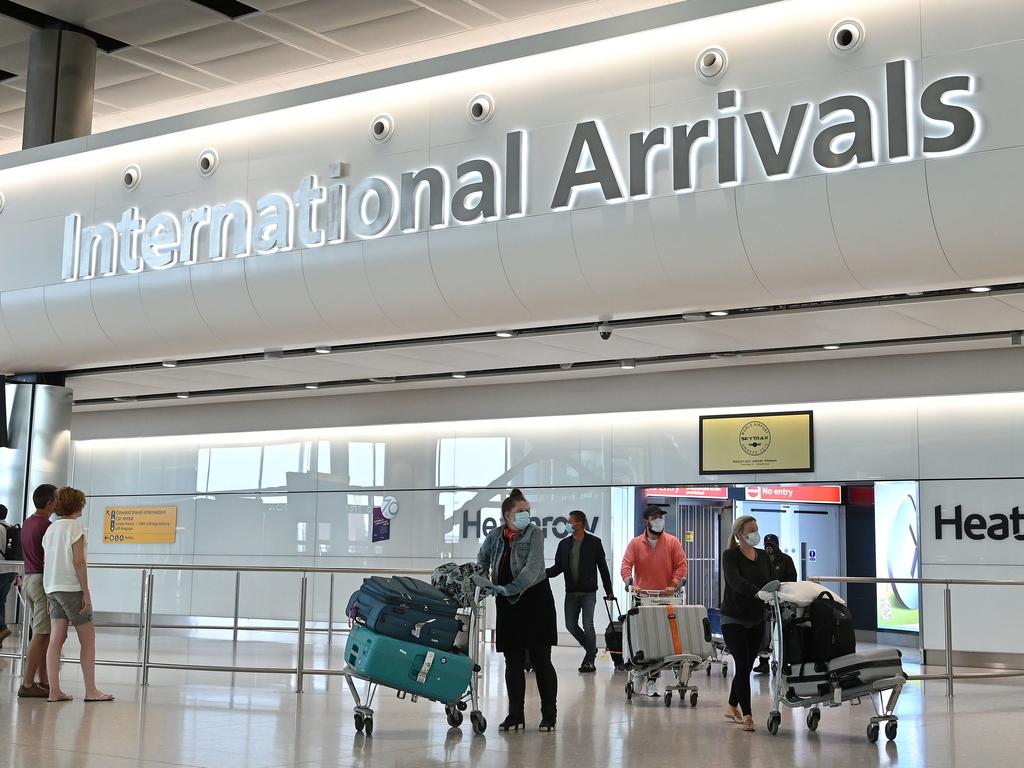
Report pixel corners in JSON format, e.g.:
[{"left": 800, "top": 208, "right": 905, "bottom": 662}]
[
  {"left": 622, "top": 588, "right": 712, "bottom": 708},
  {"left": 341, "top": 586, "right": 488, "bottom": 736},
  {"left": 761, "top": 582, "right": 906, "bottom": 743}
]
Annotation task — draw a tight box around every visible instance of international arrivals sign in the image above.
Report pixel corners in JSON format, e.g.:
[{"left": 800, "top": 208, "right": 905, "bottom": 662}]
[{"left": 62, "top": 60, "right": 978, "bottom": 282}]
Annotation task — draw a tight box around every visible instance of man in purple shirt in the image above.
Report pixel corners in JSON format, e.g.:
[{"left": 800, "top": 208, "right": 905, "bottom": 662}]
[{"left": 17, "top": 484, "right": 56, "bottom": 698}]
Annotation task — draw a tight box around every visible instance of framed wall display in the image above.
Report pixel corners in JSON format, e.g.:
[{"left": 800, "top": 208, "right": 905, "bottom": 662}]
[{"left": 699, "top": 411, "right": 814, "bottom": 474}]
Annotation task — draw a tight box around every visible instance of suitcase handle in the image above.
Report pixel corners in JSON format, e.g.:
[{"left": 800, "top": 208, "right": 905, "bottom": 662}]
[{"left": 603, "top": 596, "right": 623, "bottom": 623}]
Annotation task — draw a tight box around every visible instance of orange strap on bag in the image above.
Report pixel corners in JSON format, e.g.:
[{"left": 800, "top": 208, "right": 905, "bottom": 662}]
[{"left": 666, "top": 605, "right": 682, "bottom": 655}]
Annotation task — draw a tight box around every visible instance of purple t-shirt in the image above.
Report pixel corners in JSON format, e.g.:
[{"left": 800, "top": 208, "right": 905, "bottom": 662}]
[{"left": 21, "top": 513, "right": 51, "bottom": 574}]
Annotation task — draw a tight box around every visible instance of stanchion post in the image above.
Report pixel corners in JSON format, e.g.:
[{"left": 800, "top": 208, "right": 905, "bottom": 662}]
[
  {"left": 19, "top": 585, "right": 30, "bottom": 675},
  {"left": 296, "top": 575, "right": 308, "bottom": 694},
  {"left": 142, "top": 571, "right": 155, "bottom": 686},
  {"left": 137, "top": 568, "right": 147, "bottom": 642},
  {"left": 232, "top": 571, "right": 241, "bottom": 645},
  {"left": 944, "top": 584, "right": 954, "bottom": 698},
  {"left": 327, "top": 573, "right": 335, "bottom": 646}
]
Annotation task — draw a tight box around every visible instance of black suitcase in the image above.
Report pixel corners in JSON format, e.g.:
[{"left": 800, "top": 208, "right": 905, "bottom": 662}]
[
  {"left": 808, "top": 591, "right": 856, "bottom": 662},
  {"left": 346, "top": 576, "right": 462, "bottom": 650},
  {"left": 604, "top": 597, "right": 625, "bottom": 671}
]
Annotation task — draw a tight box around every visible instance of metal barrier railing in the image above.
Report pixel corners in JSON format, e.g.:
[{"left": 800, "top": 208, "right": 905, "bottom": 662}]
[
  {"left": 0, "top": 563, "right": 486, "bottom": 694},
  {"left": 810, "top": 576, "right": 1024, "bottom": 697}
]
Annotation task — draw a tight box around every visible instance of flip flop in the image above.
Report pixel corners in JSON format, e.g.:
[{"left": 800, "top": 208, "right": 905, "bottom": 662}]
[
  {"left": 47, "top": 694, "right": 73, "bottom": 703},
  {"left": 84, "top": 694, "right": 115, "bottom": 703}
]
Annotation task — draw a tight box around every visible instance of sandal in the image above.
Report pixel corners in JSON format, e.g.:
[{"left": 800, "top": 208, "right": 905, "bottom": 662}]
[
  {"left": 741, "top": 715, "right": 755, "bottom": 732},
  {"left": 723, "top": 705, "right": 743, "bottom": 723},
  {"left": 85, "top": 694, "right": 115, "bottom": 703}
]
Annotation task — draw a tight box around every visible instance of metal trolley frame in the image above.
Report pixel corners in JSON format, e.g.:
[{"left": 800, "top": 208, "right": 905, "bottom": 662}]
[
  {"left": 341, "top": 587, "right": 488, "bottom": 736},
  {"left": 763, "top": 586, "right": 905, "bottom": 743}
]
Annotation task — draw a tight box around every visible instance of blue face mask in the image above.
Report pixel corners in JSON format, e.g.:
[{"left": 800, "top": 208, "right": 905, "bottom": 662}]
[{"left": 513, "top": 511, "right": 531, "bottom": 530}]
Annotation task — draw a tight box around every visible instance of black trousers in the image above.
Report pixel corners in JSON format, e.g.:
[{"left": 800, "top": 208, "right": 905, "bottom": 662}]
[
  {"left": 722, "top": 622, "right": 765, "bottom": 716},
  {"left": 504, "top": 644, "right": 557, "bottom": 717}
]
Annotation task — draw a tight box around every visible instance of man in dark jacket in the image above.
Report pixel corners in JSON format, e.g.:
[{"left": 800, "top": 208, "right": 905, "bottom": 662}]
[
  {"left": 546, "top": 510, "right": 614, "bottom": 673},
  {"left": 753, "top": 533, "right": 799, "bottom": 674}
]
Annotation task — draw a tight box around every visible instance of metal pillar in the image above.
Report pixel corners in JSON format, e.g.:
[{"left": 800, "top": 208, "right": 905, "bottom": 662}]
[{"left": 22, "top": 28, "right": 97, "bottom": 149}]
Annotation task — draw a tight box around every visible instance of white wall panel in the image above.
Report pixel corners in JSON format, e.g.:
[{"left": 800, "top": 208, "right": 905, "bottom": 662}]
[
  {"left": 244, "top": 250, "right": 333, "bottom": 343},
  {"left": 363, "top": 232, "right": 463, "bottom": 332},
  {"left": 736, "top": 176, "right": 861, "bottom": 299},
  {"left": 829, "top": 162, "right": 961, "bottom": 290},
  {"left": 918, "top": 395, "right": 1024, "bottom": 479},
  {"left": 189, "top": 259, "right": 270, "bottom": 347},
  {"left": 137, "top": 266, "right": 222, "bottom": 356},
  {"left": 90, "top": 272, "right": 161, "bottom": 356},
  {"left": 0, "top": 287, "right": 67, "bottom": 361},
  {"left": 922, "top": 0, "right": 1024, "bottom": 57}
]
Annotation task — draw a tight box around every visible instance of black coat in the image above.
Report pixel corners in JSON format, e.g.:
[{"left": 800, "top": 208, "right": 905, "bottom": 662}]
[
  {"left": 546, "top": 533, "right": 614, "bottom": 595},
  {"left": 767, "top": 550, "right": 799, "bottom": 583},
  {"left": 495, "top": 577, "right": 558, "bottom": 652}
]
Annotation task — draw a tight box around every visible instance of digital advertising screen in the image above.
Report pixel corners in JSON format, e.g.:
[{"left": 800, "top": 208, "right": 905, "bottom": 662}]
[{"left": 874, "top": 481, "right": 921, "bottom": 633}]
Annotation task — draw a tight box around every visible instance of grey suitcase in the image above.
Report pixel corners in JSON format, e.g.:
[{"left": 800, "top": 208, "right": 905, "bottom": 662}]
[
  {"left": 625, "top": 603, "right": 713, "bottom": 664},
  {"left": 786, "top": 647, "right": 905, "bottom": 699}
]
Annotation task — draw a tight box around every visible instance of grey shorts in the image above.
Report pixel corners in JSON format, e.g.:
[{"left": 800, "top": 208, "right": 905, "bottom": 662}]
[
  {"left": 47, "top": 591, "right": 93, "bottom": 626},
  {"left": 22, "top": 574, "right": 51, "bottom": 635}
]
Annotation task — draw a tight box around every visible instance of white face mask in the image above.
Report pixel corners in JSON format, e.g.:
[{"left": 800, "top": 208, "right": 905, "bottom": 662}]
[
  {"left": 745, "top": 532, "right": 761, "bottom": 547},
  {"left": 648, "top": 518, "right": 665, "bottom": 534}
]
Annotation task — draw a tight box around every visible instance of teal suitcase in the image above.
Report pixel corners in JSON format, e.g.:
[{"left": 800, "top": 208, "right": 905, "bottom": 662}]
[{"left": 345, "top": 623, "right": 472, "bottom": 703}]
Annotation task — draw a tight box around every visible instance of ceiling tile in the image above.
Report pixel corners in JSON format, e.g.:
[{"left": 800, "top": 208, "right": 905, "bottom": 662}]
[
  {"left": 87, "top": 0, "right": 226, "bottom": 46},
  {"left": 95, "top": 73, "right": 206, "bottom": 109},
  {"left": 327, "top": 8, "right": 463, "bottom": 52},
  {"left": 201, "top": 43, "right": 323, "bottom": 82},
  {"left": 144, "top": 21, "right": 277, "bottom": 65},
  {"left": 0, "top": 108, "right": 24, "bottom": 131},
  {"left": 240, "top": 14, "right": 355, "bottom": 60},
  {"left": 472, "top": 0, "right": 590, "bottom": 19},
  {"left": 0, "top": 83, "right": 22, "bottom": 110},
  {"left": 268, "top": 0, "right": 414, "bottom": 35},
  {"left": 415, "top": 1, "right": 503, "bottom": 27},
  {"left": 20, "top": 1, "right": 150, "bottom": 28},
  {"left": 0, "top": 40, "right": 30, "bottom": 76},
  {"left": 94, "top": 53, "right": 153, "bottom": 88},
  {"left": 113, "top": 48, "right": 234, "bottom": 89},
  {"left": 0, "top": 17, "right": 32, "bottom": 48}
]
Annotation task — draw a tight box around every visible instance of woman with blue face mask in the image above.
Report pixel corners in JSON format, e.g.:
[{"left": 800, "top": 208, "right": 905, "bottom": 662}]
[
  {"left": 476, "top": 489, "right": 558, "bottom": 732},
  {"left": 719, "top": 515, "right": 773, "bottom": 732}
]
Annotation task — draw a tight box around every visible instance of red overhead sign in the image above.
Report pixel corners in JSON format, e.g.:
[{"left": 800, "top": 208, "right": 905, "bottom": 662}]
[
  {"left": 645, "top": 487, "right": 730, "bottom": 500},
  {"left": 744, "top": 485, "right": 842, "bottom": 504}
]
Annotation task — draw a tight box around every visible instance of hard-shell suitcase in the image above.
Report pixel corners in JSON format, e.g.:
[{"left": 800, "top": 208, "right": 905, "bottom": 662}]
[
  {"left": 625, "top": 603, "right": 713, "bottom": 664},
  {"left": 344, "top": 623, "right": 472, "bottom": 703},
  {"left": 786, "top": 647, "right": 905, "bottom": 699},
  {"left": 603, "top": 597, "right": 625, "bottom": 670},
  {"left": 347, "top": 576, "right": 462, "bottom": 650}
]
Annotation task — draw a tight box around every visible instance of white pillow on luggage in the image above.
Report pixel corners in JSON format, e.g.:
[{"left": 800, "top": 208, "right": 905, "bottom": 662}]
[{"left": 757, "top": 580, "right": 846, "bottom": 606}]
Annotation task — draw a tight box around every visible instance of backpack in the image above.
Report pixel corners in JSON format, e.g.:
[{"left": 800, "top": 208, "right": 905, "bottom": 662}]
[
  {"left": 2, "top": 523, "right": 23, "bottom": 561},
  {"left": 431, "top": 562, "right": 488, "bottom": 606},
  {"left": 807, "top": 591, "right": 856, "bottom": 662}
]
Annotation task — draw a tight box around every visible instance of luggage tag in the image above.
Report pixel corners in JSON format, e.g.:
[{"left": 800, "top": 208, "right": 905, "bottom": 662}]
[
  {"left": 417, "top": 651, "right": 436, "bottom": 683},
  {"left": 412, "top": 618, "right": 436, "bottom": 638}
]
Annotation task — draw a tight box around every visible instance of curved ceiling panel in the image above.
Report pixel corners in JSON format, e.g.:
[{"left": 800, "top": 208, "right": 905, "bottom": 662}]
[
  {"left": 497, "top": 213, "right": 598, "bottom": 319},
  {"left": 736, "top": 176, "right": 862, "bottom": 300},
  {"left": 90, "top": 273, "right": 161, "bottom": 358},
  {"left": 427, "top": 223, "right": 531, "bottom": 328},
  {"left": 301, "top": 242, "right": 399, "bottom": 340},
  {"left": 829, "top": 161, "right": 961, "bottom": 290},
  {"left": 244, "top": 250, "right": 333, "bottom": 345},
  {"left": 363, "top": 233, "right": 462, "bottom": 333},
  {"left": 137, "top": 267, "right": 221, "bottom": 357},
  {"left": 927, "top": 147, "right": 1024, "bottom": 283},
  {"left": 570, "top": 202, "right": 674, "bottom": 314},
  {"left": 189, "top": 259, "right": 270, "bottom": 347},
  {"left": 44, "top": 281, "right": 115, "bottom": 354},
  {"left": 0, "top": 287, "right": 67, "bottom": 368},
  {"left": 649, "top": 189, "right": 772, "bottom": 310}
]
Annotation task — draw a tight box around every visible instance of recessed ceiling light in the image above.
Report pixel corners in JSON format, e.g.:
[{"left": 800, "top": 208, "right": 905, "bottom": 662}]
[
  {"left": 452, "top": 372, "right": 467, "bottom": 379},
  {"left": 176, "top": 392, "right": 189, "bottom": 399},
  {"left": 620, "top": 359, "right": 636, "bottom": 370},
  {"left": 161, "top": 360, "right": 177, "bottom": 368},
  {"left": 1013, "top": 332, "right": 1022, "bottom": 347},
  {"left": 559, "top": 362, "right": 573, "bottom": 370},
  {"left": 305, "top": 383, "right": 319, "bottom": 390},
  {"left": 709, "top": 310, "right": 730, "bottom": 317},
  {"left": 968, "top": 286, "right": 992, "bottom": 293},
  {"left": 495, "top": 330, "right": 515, "bottom": 338},
  {"left": 315, "top": 345, "right": 331, "bottom": 354},
  {"left": 369, "top": 377, "right": 396, "bottom": 384},
  {"left": 823, "top": 344, "right": 840, "bottom": 350},
  {"left": 905, "top": 291, "right": 924, "bottom": 297},
  {"left": 681, "top": 313, "right": 705, "bottom": 321}
]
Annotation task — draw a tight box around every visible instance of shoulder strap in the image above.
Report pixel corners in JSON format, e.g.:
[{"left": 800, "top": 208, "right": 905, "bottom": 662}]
[{"left": 665, "top": 605, "right": 683, "bottom": 655}]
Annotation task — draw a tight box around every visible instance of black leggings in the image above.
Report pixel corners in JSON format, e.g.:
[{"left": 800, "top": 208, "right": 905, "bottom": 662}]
[
  {"left": 722, "top": 622, "right": 766, "bottom": 716},
  {"left": 504, "top": 644, "right": 557, "bottom": 717}
]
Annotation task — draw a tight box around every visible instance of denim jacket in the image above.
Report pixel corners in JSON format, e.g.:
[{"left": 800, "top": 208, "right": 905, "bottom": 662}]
[{"left": 477, "top": 523, "right": 546, "bottom": 604}]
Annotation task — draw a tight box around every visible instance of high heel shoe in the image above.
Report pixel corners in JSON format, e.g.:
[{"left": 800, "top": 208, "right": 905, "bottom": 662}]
[{"left": 499, "top": 713, "right": 525, "bottom": 732}]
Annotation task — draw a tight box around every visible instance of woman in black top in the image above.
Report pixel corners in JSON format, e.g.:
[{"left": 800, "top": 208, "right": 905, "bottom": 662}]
[{"left": 719, "top": 515, "right": 773, "bottom": 732}]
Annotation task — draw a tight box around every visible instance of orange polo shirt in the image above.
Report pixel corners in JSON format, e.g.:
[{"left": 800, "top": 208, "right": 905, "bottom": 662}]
[{"left": 619, "top": 532, "right": 688, "bottom": 591}]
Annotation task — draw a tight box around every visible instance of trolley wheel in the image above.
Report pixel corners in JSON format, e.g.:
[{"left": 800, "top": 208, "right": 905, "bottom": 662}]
[
  {"left": 457, "top": 701, "right": 468, "bottom": 711},
  {"left": 363, "top": 716, "right": 374, "bottom": 737},
  {"left": 722, "top": 663, "right": 729, "bottom": 678},
  {"left": 689, "top": 692, "right": 698, "bottom": 708},
  {"left": 867, "top": 723, "right": 880, "bottom": 743},
  {"left": 807, "top": 709, "right": 820, "bottom": 731},
  {"left": 447, "top": 709, "right": 464, "bottom": 728},
  {"left": 664, "top": 691, "right": 673, "bottom": 707},
  {"left": 771, "top": 660, "right": 778, "bottom": 675},
  {"left": 354, "top": 714, "right": 365, "bottom": 733},
  {"left": 470, "top": 711, "right": 487, "bottom": 735},
  {"left": 767, "top": 712, "right": 781, "bottom": 736},
  {"left": 614, "top": 662, "right": 626, "bottom": 672},
  {"left": 885, "top": 721, "right": 898, "bottom": 741},
  {"left": 625, "top": 682, "right": 634, "bottom": 701}
]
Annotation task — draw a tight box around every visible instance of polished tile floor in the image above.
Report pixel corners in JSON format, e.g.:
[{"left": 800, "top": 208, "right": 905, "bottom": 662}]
[{"left": 0, "top": 627, "right": 1017, "bottom": 768}]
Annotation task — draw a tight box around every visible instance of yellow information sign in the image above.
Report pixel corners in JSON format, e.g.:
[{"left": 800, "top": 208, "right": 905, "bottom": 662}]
[
  {"left": 684, "top": 531, "right": 695, "bottom": 543},
  {"left": 700, "top": 411, "right": 813, "bottom": 474},
  {"left": 103, "top": 506, "right": 177, "bottom": 544}
]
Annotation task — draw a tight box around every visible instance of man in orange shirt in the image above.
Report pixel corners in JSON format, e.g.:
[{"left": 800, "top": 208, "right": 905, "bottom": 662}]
[{"left": 620, "top": 505, "right": 688, "bottom": 596}]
